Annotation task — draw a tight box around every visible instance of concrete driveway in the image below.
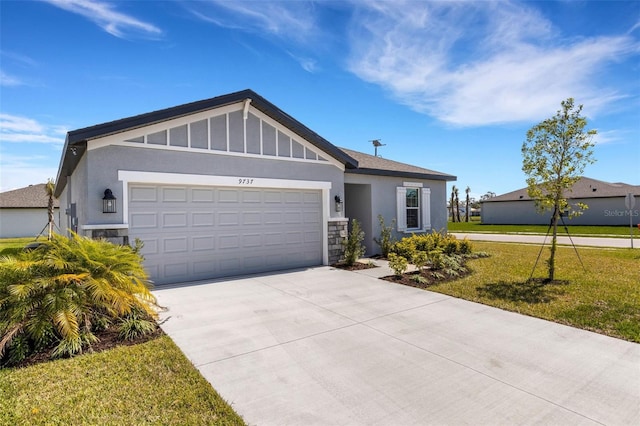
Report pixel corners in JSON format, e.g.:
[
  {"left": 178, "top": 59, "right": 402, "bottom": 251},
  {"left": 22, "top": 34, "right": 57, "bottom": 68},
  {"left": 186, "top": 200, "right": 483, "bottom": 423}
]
[{"left": 154, "top": 267, "right": 639, "bottom": 425}]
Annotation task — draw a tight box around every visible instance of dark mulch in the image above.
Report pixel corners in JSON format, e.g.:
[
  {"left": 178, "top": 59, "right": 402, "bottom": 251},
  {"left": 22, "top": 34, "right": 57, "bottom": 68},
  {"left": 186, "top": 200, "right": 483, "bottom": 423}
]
[
  {"left": 382, "top": 268, "right": 472, "bottom": 289},
  {"left": 332, "top": 261, "right": 378, "bottom": 271},
  {"left": 9, "top": 326, "right": 165, "bottom": 369}
]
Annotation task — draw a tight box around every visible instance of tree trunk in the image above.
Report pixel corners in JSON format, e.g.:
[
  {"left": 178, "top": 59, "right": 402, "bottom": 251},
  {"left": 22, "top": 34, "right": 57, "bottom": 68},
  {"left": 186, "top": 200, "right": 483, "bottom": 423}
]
[
  {"left": 450, "top": 190, "right": 456, "bottom": 222},
  {"left": 465, "top": 195, "right": 470, "bottom": 222},
  {"left": 548, "top": 206, "right": 560, "bottom": 281},
  {"left": 455, "top": 194, "right": 461, "bottom": 222}
]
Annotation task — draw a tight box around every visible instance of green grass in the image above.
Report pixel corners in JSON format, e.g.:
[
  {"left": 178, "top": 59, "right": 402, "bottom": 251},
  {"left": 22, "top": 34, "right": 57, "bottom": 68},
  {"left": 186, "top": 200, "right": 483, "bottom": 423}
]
[
  {"left": 0, "top": 336, "right": 245, "bottom": 425},
  {"left": 1, "top": 237, "right": 244, "bottom": 425},
  {"left": 448, "top": 221, "right": 640, "bottom": 237},
  {"left": 428, "top": 242, "right": 640, "bottom": 342},
  {"left": 0, "top": 237, "right": 34, "bottom": 256}
]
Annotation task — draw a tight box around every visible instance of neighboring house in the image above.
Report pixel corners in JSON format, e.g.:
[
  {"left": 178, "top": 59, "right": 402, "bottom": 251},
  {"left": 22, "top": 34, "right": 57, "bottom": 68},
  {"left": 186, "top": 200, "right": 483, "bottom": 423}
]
[
  {"left": 481, "top": 177, "right": 640, "bottom": 226},
  {"left": 0, "top": 184, "right": 60, "bottom": 238},
  {"left": 54, "top": 89, "right": 455, "bottom": 284}
]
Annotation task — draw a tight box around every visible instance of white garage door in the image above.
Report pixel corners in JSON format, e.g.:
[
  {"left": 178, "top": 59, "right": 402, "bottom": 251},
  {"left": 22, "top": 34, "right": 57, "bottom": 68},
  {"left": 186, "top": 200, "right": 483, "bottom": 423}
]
[{"left": 128, "top": 184, "right": 323, "bottom": 285}]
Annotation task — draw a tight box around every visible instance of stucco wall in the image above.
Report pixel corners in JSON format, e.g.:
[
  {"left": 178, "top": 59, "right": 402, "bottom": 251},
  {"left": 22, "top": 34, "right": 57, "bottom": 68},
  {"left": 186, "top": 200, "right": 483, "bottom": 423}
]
[
  {"left": 0, "top": 208, "right": 61, "bottom": 238},
  {"left": 344, "top": 173, "right": 449, "bottom": 256},
  {"left": 482, "top": 197, "right": 640, "bottom": 226}
]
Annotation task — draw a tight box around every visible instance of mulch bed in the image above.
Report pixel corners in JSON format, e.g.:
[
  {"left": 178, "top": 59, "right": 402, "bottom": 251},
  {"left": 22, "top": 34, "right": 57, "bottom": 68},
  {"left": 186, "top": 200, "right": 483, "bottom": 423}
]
[
  {"left": 9, "top": 326, "right": 165, "bottom": 369},
  {"left": 332, "top": 262, "right": 378, "bottom": 271},
  {"left": 381, "top": 269, "right": 472, "bottom": 289}
]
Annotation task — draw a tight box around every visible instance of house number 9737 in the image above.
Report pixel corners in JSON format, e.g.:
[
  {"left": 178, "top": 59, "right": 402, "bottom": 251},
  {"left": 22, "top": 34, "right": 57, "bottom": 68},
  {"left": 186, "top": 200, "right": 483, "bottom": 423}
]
[{"left": 238, "top": 178, "right": 254, "bottom": 185}]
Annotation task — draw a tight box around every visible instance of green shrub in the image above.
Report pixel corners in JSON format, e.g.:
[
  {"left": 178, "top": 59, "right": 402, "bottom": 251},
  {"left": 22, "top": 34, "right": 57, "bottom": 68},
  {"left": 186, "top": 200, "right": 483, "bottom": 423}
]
[
  {"left": 119, "top": 309, "right": 157, "bottom": 341},
  {"left": 392, "top": 238, "right": 416, "bottom": 260},
  {"left": 428, "top": 249, "right": 445, "bottom": 270},
  {"left": 458, "top": 238, "right": 473, "bottom": 255},
  {"left": 0, "top": 233, "right": 158, "bottom": 367},
  {"left": 388, "top": 253, "right": 408, "bottom": 276},
  {"left": 343, "top": 219, "right": 365, "bottom": 266},
  {"left": 373, "top": 215, "right": 396, "bottom": 257},
  {"left": 412, "top": 251, "right": 428, "bottom": 271}
]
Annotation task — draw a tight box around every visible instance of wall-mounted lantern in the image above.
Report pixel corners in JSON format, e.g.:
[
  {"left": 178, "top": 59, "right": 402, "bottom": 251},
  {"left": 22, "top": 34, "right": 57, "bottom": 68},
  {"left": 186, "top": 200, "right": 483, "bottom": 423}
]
[
  {"left": 334, "top": 194, "right": 343, "bottom": 212},
  {"left": 102, "top": 189, "right": 117, "bottom": 213}
]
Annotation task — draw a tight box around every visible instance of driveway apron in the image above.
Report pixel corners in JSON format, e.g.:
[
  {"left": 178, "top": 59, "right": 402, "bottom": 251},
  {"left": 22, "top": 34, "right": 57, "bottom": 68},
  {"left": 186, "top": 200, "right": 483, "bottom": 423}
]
[{"left": 154, "top": 267, "right": 640, "bottom": 425}]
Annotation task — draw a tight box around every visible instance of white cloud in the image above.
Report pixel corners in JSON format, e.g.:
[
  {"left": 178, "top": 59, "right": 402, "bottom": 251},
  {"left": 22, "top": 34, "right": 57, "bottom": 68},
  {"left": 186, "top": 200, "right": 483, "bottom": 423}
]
[
  {"left": 0, "top": 154, "right": 59, "bottom": 192},
  {"left": 347, "top": 1, "right": 638, "bottom": 126},
  {"left": 0, "top": 70, "right": 24, "bottom": 87},
  {"left": 187, "top": 0, "right": 316, "bottom": 42},
  {"left": 44, "top": 0, "right": 162, "bottom": 39},
  {"left": 0, "top": 114, "right": 67, "bottom": 145}
]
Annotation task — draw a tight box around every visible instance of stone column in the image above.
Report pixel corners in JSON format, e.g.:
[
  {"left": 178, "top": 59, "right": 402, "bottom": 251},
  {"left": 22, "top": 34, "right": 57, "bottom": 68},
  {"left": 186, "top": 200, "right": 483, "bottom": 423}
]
[{"left": 327, "top": 218, "right": 348, "bottom": 264}]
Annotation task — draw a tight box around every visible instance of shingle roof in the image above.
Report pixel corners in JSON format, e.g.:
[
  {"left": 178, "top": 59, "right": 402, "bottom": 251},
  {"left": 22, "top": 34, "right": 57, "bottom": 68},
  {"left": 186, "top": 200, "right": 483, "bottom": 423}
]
[
  {"left": 0, "top": 184, "right": 60, "bottom": 209},
  {"left": 55, "top": 89, "right": 359, "bottom": 197},
  {"left": 340, "top": 148, "right": 456, "bottom": 181},
  {"left": 483, "top": 177, "right": 640, "bottom": 202}
]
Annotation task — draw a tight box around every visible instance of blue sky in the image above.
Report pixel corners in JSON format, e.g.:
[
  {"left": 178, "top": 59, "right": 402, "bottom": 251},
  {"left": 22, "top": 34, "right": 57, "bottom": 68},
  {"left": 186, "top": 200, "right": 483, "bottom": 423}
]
[{"left": 1, "top": 0, "right": 639, "bottom": 200}]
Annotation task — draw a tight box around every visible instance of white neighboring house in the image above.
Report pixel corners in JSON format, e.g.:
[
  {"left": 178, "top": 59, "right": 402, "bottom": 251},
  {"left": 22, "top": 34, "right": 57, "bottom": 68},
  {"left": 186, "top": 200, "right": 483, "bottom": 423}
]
[{"left": 0, "top": 184, "right": 61, "bottom": 238}]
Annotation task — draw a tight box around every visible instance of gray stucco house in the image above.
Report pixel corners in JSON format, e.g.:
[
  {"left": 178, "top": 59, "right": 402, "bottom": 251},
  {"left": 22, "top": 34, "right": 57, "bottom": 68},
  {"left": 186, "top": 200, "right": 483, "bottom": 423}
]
[
  {"left": 54, "top": 89, "right": 455, "bottom": 284},
  {"left": 0, "top": 184, "right": 60, "bottom": 238},
  {"left": 481, "top": 177, "right": 639, "bottom": 226}
]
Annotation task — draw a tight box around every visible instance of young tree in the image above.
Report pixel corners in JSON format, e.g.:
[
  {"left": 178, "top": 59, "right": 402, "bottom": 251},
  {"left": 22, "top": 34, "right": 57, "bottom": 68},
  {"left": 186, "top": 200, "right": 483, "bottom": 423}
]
[
  {"left": 450, "top": 185, "right": 457, "bottom": 222},
  {"left": 45, "top": 179, "right": 55, "bottom": 240},
  {"left": 454, "top": 187, "right": 461, "bottom": 222},
  {"left": 521, "top": 98, "right": 596, "bottom": 281},
  {"left": 465, "top": 186, "right": 471, "bottom": 222}
]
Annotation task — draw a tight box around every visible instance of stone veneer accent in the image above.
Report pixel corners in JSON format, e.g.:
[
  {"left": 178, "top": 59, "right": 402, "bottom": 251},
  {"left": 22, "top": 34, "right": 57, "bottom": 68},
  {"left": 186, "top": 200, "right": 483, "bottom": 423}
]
[
  {"left": 328, "top": 218, "right": 348, "bottom": 265},
  {"left": 84, "top": 227, "right": 129, "bottom": 246}
]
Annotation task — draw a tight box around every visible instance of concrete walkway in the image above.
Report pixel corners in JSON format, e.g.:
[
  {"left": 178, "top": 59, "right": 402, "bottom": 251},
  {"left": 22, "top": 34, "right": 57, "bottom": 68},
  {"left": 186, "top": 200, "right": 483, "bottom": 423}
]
[
  {"left": 154, "top": 267, "right": 639, "bottom": 425},
  {"left": 451, "top": 232, "right": 639, "bottom": 249}
]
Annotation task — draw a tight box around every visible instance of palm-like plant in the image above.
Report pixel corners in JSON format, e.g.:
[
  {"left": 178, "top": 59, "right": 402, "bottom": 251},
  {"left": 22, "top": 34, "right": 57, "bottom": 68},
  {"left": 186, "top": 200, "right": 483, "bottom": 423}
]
[{"left": 0, "top": 233, "right": 157, "bottom": 365}]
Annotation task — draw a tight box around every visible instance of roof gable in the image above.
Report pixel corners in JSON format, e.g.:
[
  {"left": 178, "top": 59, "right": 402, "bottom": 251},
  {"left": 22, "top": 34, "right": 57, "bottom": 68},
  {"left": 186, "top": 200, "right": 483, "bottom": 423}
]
[
  {"left": 0, "top": 184, "right": 60, "bottom": 208},
  {"left": 340, "top": 148, "right": 456, "bottom": 181},
  {"left": 55, "top": 89, "right": 358, "bottom": 197}
]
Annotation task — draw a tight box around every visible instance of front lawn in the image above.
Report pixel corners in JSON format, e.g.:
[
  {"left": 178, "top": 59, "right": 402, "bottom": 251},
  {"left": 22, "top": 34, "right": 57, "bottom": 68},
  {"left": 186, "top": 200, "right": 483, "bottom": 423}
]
[
  {"left": 0, "top": 335, "right": 245, "bottom": 425},
  {"left": 421, "top": 242, "right": 640, "bottom": 342},
  {"left": 447, "top": 222, "right": 639, "bottom": 237}
]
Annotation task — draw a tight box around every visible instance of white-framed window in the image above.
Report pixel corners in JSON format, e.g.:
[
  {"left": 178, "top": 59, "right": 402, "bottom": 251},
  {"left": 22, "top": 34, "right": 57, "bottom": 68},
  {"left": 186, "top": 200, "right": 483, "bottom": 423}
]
[{"left": 396, "top": 185, "right": 431, "bottom": 232}]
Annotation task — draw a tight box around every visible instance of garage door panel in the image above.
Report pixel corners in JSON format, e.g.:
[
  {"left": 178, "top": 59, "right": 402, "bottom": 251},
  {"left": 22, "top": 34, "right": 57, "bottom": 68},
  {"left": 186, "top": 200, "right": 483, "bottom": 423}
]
[
  {"left": 242, "top": 234, "right": 262, "bottom": 248},
  {"left": 192, "top": 235, "right": 215, "bottom": 251},
  {"left": 130, "top": 186, "right": 157, "bottom": 202},
  {"left": 264, "top": 212, "right": 282, "bottom": 224},
  {"left": 162, "top": 187, "right": 187, "bottom": 202},
  {"left": 129, "top": 184, "right": 322, "bottom": 284},
  {"left": 192, "top": 212, "right": 215, "bottom": 227},
  {"left": 131, "top": 212, "right": 157, "bottom": 229},
  {"left": 163, "top": 237, "right": 188, "bottom": 253},
  {"left": 242, "top": 211, "right": 262, "bottom": 225},
  {"left": 284, "top": 211, "right": 302, "bottom": 224},
  {"left": 162, "top": 212, "right": 188, "bottom": 227},
  {"left": 218, "top": 190, "right": 239, "bottom": 202},
  {"left": 192, "top": 188, "right": 214, "bottom": 202},
  {"left": 219, "top": 212, "right": 240, "bottom": 226}
]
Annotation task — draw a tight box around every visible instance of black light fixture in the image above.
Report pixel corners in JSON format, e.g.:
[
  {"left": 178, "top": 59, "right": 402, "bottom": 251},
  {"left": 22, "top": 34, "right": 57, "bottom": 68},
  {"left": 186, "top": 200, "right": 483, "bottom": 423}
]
[
  {"left": 334, "top": 194, "right": 343, "bottom": 212},
  {"left": 102, "top": 189, "right": 117, "bottom": 213}
]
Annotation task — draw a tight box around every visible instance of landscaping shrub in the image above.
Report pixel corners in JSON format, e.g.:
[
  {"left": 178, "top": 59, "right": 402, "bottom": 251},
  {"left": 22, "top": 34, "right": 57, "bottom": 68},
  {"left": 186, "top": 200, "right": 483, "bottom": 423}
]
[
  {"left": 388, "top": 253, "right": 408, "bottom": 276},
  {"left": 373, "top": 215, "right": 396, "bottom": 257},
  {"left": 387, "top": 232, "right": 484, "bottom": 281},
  {"left": 342, "top": 219, "right": 365, "bottom": 266},
  {"left": 0, "top": 233, "right": 158, "bottom": 367}
]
